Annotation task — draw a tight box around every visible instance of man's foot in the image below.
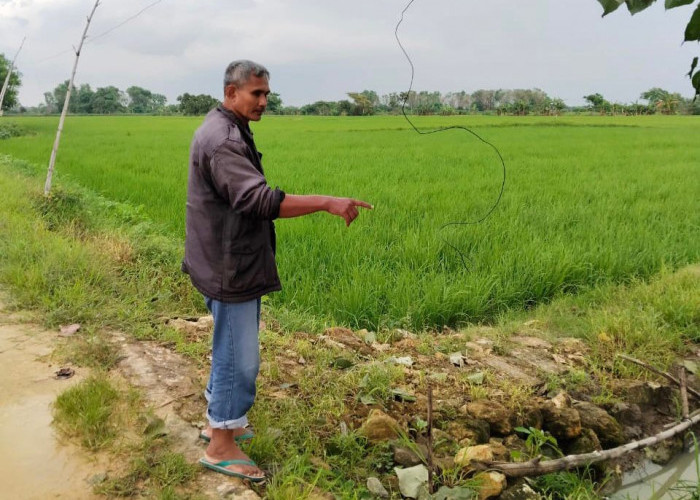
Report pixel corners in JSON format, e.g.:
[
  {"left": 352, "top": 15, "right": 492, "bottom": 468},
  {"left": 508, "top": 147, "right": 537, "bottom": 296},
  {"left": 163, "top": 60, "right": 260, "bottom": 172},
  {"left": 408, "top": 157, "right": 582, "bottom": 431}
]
[
  {"left": 203, "top": 430, "right": 265, "bottom": 481},
  {"left": 199, "top": 425, "right": 254, "bottom": 443}
]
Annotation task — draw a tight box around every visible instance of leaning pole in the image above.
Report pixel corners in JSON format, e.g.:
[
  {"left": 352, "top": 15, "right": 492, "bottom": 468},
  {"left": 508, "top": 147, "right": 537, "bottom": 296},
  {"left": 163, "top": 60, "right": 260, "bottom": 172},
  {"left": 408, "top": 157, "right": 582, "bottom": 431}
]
[
  {"left": 0, "top": 37, "right": 26, "bottom": 117},
  {"left": 44, "top": 0, "right": 100, "bottom": 196}
]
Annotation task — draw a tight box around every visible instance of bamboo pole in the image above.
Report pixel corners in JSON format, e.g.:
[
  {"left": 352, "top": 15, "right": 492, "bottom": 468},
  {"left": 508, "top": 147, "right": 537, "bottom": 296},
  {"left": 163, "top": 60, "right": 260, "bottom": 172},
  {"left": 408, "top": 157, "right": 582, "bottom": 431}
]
[
  {"left": 618, "top": 354, "right": 700, "bottom": 400},
  {"left": 0, "top": 37, "right": 26, "bottom": 116},
  {"left": 44, "top": 0, "right": 100, "bottom": 196}
]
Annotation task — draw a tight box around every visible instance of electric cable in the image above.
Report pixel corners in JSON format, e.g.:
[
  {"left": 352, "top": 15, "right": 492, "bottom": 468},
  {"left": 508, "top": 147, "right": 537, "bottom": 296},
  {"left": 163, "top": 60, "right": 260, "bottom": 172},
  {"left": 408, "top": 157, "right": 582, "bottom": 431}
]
[{"left": 395, "top": 0, "right": 507, "bottom": 267}]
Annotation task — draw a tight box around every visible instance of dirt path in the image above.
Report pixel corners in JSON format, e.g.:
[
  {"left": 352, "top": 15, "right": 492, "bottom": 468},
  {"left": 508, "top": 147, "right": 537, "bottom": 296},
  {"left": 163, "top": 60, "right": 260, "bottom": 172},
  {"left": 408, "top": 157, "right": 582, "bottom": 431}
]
[{"left": 0, "top": 309, "right": 102, "bottom": 500}]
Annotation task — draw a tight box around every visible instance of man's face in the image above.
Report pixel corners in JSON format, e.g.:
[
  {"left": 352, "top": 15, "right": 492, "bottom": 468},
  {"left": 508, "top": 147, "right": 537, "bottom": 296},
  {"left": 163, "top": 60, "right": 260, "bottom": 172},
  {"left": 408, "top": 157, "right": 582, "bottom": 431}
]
[{"left": 225, "top": 75, "right": 270, "bottom": 122}]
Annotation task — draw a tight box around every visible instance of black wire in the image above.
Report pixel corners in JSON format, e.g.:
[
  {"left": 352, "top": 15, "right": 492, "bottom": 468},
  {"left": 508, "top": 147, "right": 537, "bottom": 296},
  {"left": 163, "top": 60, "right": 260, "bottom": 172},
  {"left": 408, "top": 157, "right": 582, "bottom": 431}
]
[{"left": 395, "top": 0, "right": 506, "bottom": 267}]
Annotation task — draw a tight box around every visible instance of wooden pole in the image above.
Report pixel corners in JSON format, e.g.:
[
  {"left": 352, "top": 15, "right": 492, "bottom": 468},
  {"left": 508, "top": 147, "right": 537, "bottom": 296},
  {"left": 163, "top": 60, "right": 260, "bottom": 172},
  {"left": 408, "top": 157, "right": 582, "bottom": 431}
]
[
  {"left": 617, "top": 354, "right": 700, "bottom": 401},
  {"left": 0, "top": 37, "right": 26, "bottom": 117},
  {"left": 475, "top": 409, "right": 700, "bottom": 478},
  {"left": 44, "top": 0, "right": 100, "bottom": 196},
  {"left": 427, "top": 382, "right": 434, "bottom": 494}
]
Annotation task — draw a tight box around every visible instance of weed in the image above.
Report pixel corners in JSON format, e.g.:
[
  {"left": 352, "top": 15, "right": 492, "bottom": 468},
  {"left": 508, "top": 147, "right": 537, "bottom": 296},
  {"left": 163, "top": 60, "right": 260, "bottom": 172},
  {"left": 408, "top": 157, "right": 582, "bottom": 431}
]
[
  {"left": 53, "top": 374, "right": 119, "bottom": 450},
  {"left": 515, "top": 426, "right": 563, "bottom": 458}
]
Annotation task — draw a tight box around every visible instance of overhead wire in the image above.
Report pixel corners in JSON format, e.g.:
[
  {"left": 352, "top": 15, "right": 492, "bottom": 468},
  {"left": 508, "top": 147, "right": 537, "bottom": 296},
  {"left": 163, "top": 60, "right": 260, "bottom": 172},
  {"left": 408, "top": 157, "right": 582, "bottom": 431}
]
[{"left": 395, "top": 0, "right": 507, "bottom": 268}]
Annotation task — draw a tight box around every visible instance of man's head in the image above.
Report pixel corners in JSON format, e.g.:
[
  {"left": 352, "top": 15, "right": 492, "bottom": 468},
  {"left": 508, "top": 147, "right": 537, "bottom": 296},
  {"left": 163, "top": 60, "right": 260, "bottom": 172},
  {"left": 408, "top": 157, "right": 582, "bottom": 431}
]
[{"left": 222, "top": 60, "right": 270, "bottom": 123}]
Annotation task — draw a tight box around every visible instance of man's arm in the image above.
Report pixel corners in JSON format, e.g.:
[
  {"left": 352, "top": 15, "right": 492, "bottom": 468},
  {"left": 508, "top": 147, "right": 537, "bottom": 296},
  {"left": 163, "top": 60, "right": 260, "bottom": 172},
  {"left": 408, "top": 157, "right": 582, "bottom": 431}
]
[{"left": 279, "top": 194, "right": 373, "bottom": 227}]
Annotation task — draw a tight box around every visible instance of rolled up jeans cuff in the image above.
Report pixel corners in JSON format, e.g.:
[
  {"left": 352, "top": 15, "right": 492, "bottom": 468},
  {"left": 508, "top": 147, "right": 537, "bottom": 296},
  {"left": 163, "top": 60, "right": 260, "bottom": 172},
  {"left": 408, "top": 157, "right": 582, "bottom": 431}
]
[{"left": 208, "top": 413, "right": 249, "bottom": 430}]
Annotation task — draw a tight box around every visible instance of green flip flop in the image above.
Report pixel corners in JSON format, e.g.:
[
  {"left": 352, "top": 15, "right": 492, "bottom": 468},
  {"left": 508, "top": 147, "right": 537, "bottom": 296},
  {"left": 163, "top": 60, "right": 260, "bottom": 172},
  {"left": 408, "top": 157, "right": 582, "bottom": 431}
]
[
  {"left": 198, "top": 457, "right": 266, "bottom": 482},
  {"left": 199, "top": 429, "right": 255, "bottom": 443}
]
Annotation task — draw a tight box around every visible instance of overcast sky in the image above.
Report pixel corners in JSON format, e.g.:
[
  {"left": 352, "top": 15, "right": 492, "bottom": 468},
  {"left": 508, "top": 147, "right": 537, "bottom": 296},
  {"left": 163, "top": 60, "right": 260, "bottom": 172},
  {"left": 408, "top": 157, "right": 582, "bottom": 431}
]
[{"left": 1, "top": 0, "right": 697, "bottom": 107}]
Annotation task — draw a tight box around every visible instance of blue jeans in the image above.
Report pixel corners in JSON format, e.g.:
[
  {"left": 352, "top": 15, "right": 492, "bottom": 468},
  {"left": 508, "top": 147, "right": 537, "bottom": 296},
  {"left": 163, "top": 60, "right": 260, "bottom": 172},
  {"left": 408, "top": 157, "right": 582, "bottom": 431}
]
[{"left": 204, "top": 296, "right": 261, "bottom": 429}]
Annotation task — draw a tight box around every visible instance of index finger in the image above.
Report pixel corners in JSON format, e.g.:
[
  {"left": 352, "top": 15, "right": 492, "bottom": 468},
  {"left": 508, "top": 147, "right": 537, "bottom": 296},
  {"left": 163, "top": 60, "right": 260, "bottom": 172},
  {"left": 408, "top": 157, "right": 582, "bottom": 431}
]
[{"left": 353, "top": 200, "right": 374, "bottom": 210}]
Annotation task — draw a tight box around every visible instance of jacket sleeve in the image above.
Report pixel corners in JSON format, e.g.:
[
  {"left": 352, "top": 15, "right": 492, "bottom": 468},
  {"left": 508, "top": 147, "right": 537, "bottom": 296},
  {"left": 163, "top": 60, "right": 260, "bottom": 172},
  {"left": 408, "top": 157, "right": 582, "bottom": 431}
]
[{"left": 209, "top": 143, "right": 284, "bottom": 219}]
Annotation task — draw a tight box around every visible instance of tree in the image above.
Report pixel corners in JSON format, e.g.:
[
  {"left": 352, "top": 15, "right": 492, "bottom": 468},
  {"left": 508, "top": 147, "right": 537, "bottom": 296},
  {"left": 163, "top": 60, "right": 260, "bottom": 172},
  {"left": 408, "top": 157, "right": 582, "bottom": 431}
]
[
  {"left": 177, "top": 93, "right": 219, "bottom": 115},
  {"left": 347, "top": 92, "right": 374, "bottom": 115},
  {"left": 266, "top": 92, "right": 282, "bottom": 114},
  {"left": 0, "top": 53, "right": 22, "bottom": 112},
  {"left": 126, "top": 86, "right": 167, "bottom": 114},
  {"left": 73, "top": 84, "right": 95, "bottom": 114},
  {"left": 640, "top": 87, "right": 682, "bottom": 113},
  {"left": 596, "top": 0, "right": 700, "bottom": 98},
  {"left": 92, "top": 86, "right": 127, "bottom": 114},
  {"left": 584, "top": 93, "right": 611, "bottom": 113}
]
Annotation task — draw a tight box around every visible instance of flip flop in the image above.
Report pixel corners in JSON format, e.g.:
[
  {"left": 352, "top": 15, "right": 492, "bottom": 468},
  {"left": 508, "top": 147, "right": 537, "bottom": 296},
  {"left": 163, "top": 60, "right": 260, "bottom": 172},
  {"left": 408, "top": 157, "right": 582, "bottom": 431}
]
[
  {"left": 199, "top": 430, "right": 255, "bottom": 443},
  {"left": 198, "top": 457, "right": 266, "bottom": 482}
]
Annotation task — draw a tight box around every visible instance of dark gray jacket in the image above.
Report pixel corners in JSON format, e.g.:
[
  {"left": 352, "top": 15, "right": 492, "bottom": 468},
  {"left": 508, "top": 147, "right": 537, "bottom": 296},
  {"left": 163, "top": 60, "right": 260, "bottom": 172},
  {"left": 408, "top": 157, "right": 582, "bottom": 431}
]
[{"left": 182, "top": 106, "right": 285, "bottom": 302}]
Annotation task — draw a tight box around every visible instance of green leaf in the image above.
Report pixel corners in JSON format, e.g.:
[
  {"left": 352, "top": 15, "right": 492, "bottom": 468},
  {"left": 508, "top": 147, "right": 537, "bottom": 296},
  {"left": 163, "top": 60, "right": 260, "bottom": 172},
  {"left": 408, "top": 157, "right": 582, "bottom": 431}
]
[
  {"left": 598, "top": 0, "right": 625, "bottom": 15},
  {"left": 692, "top": 69, "right": 700, "bottom": 99},
  {"left": 625, "top": 0, "right": 657, "bottom": 14},
  {"left": 666, "top": 0, "right": 694, "bottom": 9},
  {"left": 688, "top": 56, "right": 699, "bottom": 78},
  {"left": 685, "top": 4, "right": 700, "bottom": 40}
]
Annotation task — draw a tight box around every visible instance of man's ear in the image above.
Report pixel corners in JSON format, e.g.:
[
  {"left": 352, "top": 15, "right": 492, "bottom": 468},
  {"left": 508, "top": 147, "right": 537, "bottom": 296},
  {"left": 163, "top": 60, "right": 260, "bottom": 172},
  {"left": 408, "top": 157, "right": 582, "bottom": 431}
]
[{"left": 224, "top": 84, "right": 237, "bottom": 100}]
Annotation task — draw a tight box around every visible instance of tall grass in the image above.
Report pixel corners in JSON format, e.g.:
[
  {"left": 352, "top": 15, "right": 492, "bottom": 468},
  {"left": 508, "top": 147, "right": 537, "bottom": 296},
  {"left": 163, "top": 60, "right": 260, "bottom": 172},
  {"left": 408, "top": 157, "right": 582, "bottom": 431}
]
[{"left": 2, "top": 115, "right": 698, "bottom": 329}]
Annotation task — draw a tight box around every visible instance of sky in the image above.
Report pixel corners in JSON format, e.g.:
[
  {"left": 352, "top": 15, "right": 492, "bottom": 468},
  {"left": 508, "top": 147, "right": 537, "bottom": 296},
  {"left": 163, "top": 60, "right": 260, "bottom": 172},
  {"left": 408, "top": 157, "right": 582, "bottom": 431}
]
[{"left": 0, "top": 0, "right": 697, "bottom": 107}]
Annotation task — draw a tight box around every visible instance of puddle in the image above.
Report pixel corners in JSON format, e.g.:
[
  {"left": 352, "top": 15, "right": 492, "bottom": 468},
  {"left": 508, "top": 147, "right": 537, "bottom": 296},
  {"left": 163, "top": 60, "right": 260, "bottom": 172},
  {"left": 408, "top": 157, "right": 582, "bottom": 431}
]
[
  {"left": 612, "top": 446, "right": 699, "bottom": 500},
  {"left": 0, "top": 323, "right": 101, "bottom": 500}
]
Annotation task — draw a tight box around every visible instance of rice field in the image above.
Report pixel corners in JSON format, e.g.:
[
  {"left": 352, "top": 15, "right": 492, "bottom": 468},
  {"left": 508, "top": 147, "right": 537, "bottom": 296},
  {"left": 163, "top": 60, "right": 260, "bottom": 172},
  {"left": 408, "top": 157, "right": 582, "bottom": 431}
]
[{"left": 1, "top": 114, "right": 698, "bottom": 329}]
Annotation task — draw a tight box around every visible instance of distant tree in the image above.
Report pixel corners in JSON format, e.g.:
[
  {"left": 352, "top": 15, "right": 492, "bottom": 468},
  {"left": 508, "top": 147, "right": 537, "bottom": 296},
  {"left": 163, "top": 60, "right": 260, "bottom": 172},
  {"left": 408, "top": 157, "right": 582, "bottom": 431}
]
[
  {"left": 73, "top": 84, "right": 95, "bottom": 114},
  {"left": 127, "top": 86, "right": 167, "bottom": 114},
  {"left": 266, "top": 92, "right": 282, "bottom": 113},
  {"left": 347, "top": 92, "right": 374, "bottom": 115},
  {"left": 177, "top": 93, "right": 219, "bottom": 115},
  {"left": 92, "top": 86, "right": 127, "bottom": 114},
  {"left": 583, "top": 93, "right": 611, "bottom": 113},
  {"left": 0, "top": 53, "right": 22, "bottom": 111},
  {"left": 50, "top": 81, "right": 74, "bottom": 113},
  {"left": 640, "top": 87, "right": 682, "bottom": 114}
]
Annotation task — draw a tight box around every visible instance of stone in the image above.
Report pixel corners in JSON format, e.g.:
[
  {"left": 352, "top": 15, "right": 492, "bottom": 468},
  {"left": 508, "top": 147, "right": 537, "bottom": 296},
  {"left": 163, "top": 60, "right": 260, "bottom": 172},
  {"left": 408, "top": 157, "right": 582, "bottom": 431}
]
[
  {"left": 366, "top": 477, "right": 389, "bottom": 498},
  {"left": 608, "top": 402, "right": 642, "bottom": 427},
  {"left": 433, "top": 485, "right": 478, "bottom": 499},
  {"left": 473, "top": 471, "right": 507, "bottom": 500},
  {"left": 432, "top": 428, "right": 460, "bottom": 455},
  {"left": 449, "top": 352, "right": 465, "bottom": 367},
  {"left": 389, "top": 356, "right": 414, "bottom": 367},
  {"left": 499, "top": 481, "right": 542, "bottom": 500},
  {"left": 574, "top": 402, "right": 625, "bottom": 448},
  {"left": 487, "top": 439, "right": 509, "bottom": 461},
  {"left": 646, "top": 436, "right": 685, "bottom": 465},
  {"left": 393, "top": 444, "right": 424, "bottom": 467},
  {"left": 454, "top": 445, "right": 494, "bottom": 468},
  {"left": 565, "top": 428, "right": 602, "bottom": 455},
  {"left": 626, "top": 381, "right": 661, "bottom": 406},
  {"left": 462, "top": 401, "right": 512, "bottom": 435},
  {"left": 551, "top": 391, "right": 572, "bottom": 408},
  {"left": 448, "top": 417, "right": 490, "bottom": 445},
  {"left": 540, "top": 402, "right": 581, "bottom": 440},
  {"left": 395, "top": 464, "right": 429, "bottom": 499},
  {"left": 359, "top": 409, "right": 401, "bottom": 442}
]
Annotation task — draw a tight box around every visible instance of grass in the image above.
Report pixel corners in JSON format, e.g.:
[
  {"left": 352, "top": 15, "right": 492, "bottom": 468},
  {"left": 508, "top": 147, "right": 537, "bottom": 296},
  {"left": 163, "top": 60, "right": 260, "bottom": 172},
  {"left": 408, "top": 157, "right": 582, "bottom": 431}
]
[{"left": 2, "top": 114, "right": 698, "bottom": 330}]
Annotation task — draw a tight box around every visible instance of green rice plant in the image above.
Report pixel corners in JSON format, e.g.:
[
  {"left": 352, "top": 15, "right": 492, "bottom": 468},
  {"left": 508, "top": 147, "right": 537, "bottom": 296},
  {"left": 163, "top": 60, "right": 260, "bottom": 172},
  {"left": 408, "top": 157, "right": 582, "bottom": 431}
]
[{"left": 2, "top": 115, "right": 698, "bottom": 330}]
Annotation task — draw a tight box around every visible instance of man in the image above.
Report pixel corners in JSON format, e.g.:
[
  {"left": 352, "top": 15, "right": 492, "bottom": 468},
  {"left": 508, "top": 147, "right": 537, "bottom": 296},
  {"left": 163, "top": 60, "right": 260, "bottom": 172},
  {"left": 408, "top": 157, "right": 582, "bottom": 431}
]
[{"left": 182, "top": 60, "right": 372, "bottom": 481}]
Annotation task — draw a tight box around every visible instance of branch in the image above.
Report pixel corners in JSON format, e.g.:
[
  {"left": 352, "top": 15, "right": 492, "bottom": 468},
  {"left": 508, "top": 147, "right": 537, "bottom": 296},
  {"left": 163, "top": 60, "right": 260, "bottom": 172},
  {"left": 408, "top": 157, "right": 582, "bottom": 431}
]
[
  {"left": 475, "top": 410, "right": 700, "bottom": 478},
  {"left": 617, "top": 354, "right": 700, "bottom": 401}
]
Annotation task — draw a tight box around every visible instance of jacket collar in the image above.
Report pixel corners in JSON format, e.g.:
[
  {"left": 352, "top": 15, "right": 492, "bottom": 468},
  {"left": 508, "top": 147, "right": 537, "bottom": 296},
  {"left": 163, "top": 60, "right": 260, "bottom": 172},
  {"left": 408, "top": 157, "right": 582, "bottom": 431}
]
[{"left": 217, "top": 105, "right": 255, "bottom": 138}]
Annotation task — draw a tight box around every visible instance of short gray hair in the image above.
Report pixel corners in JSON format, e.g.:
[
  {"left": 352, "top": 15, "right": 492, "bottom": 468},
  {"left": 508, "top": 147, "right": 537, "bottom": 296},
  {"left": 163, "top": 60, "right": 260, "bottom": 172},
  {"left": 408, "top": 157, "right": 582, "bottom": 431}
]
[{"left": 223, "top": 60, "right": 269, "bottom": 90}]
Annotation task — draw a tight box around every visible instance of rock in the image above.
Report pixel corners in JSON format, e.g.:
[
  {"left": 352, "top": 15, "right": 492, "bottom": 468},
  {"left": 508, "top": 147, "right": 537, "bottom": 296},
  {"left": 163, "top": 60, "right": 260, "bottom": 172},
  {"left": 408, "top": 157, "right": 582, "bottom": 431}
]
[
  {"left": 366, "top": 477, "right": 389, "bottom": 498},
  {"left": 551, "top": 391, "right": 572, "bottom": 408},
  {"left": 565, "top": 428, "right": 602, "bottom": 455},
  {"left": 574, "top": 402, "right": 625, "bottom": 448},
  {"left": 388, "top": 356, "right": 414, "bottom": 367},
  {"left": 519, "top": 406, "right": 544, "bottom": 430},
  {"left": 432, "top": 428, "right": 460, "bottom": 455},
  {"left": 473, "top": 471, "right": 506, "bottom": 500},
  {"left": 359, "top": 409, "right": 401, "bottom": 443},
  {"left": 448, "top": 417, "right": 490, "bottom": 445},
  {"left": 394, "top": 464, "right": 429, "bottom": 499},
  {"left": 449, "top": 352, "right": 465, "bottom": 367},
  {"left": 499, "top": 481, "right": 541, "bottom": 500},
  {"left": 217, "top": 482, "right": 262, "bottom": 499},
  {"left": 626, "top": 381, "right": 662, "bottom": 406},
  {"left": 487, "top": 439, "right": 509, "bottom": 461},
  {"left": 393, "top": 444, "right": 425, "bottom": 467},
  {"left": 454, "top": 445, "right": 494, "bottom": 468},
  {"left": 540, "top": 402, "right": 581, "bottom": 440},
  {"left": 646, "top": 436, "right": 685, "bottom": 465},
  {"left": 462, "top": 401, "right": 512, "bottom": 435},
  {"left": 433, "top": 485, "right": 478, "bottom": 499},
  {"left": 608, "top": 402, "right": 642, "bottom": 427}
]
